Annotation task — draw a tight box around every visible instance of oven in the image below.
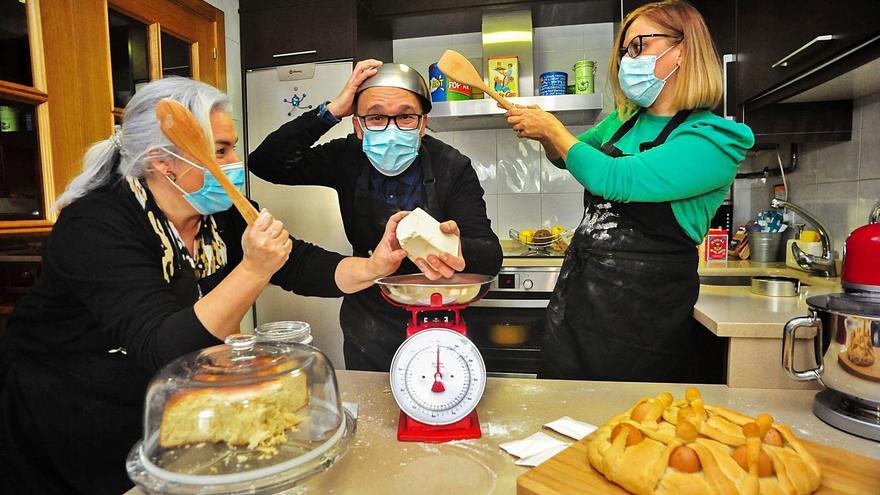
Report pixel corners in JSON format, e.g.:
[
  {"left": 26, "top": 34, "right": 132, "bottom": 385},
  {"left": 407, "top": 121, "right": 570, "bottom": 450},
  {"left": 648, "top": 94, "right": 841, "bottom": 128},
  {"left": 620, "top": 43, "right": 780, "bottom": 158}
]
[{"left": 465, "top": 266, "right": 560, "bottom": 378}]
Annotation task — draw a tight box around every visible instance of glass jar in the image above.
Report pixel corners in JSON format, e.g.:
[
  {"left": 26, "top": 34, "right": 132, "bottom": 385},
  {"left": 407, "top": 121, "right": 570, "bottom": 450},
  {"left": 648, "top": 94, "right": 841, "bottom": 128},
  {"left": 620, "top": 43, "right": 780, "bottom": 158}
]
[
  {"left": 126, "top": 333, "right": 354, "bottom": 494},
  {"left": 255, "top": 320, "right": 313, "bottom": 346}
]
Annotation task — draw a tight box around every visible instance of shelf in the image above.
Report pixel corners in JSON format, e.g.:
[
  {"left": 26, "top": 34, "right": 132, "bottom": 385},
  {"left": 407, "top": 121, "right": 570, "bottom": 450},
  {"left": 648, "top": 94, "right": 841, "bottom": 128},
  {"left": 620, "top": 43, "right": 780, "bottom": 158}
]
[{"left": 427, "top": 93, "right": 603, "bottom": 132}]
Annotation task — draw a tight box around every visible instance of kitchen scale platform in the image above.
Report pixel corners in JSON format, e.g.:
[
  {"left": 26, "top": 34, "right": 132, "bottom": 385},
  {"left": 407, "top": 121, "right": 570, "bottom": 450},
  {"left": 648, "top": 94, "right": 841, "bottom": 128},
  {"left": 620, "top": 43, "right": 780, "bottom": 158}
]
[{"left": 377, "top": 274, "right": 494, "bottom": 443}]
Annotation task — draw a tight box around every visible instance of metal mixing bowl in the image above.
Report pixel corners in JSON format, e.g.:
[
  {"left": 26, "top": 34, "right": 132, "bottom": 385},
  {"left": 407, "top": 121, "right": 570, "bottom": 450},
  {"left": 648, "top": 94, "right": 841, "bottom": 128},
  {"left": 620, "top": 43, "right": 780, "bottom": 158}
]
[{"left": 375, "top": 273, "right": 495, "bottom": 306}]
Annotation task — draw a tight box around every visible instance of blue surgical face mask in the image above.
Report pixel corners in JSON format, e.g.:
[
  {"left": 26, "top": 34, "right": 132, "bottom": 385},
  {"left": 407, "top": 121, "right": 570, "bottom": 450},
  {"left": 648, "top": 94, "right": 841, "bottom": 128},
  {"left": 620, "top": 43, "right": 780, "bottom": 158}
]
[
  {"left": 618, "top": 44, "right": 679, "bottom": 108},
  {"left": 161, "top": 148, "right": 246, "bottom": 216},
  {"left": 360, "top": 123, "right": 422, "bottom": 177}
]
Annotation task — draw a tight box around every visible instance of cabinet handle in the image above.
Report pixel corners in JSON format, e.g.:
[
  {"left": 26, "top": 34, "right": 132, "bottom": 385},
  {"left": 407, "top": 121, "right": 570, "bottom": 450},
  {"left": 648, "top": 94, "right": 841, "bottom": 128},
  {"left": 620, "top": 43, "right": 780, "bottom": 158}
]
[
  {"left": 273, "top": 50, "right": 318, "bottom": 58},
  {"left": 771, "top": 35, "right": 834, "bottom": 68},
  {"left": 722, "top": 53, "right": 735, "bottom": 121}
]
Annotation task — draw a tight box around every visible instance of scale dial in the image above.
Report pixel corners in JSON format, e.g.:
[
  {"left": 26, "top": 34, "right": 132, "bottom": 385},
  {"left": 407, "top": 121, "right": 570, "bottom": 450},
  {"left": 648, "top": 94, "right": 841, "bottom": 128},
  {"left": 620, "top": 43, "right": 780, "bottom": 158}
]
[{"left": 390, "top": 328, "right": 486, "bottom": 426}]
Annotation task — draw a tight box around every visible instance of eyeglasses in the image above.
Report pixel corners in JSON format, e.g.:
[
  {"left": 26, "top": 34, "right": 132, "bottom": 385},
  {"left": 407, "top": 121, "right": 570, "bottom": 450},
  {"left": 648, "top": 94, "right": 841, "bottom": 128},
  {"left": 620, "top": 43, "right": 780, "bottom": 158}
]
[
  {"left": 357, "top": 113, "right": 424, "bottom": 131},
  {"left": 619, "top": 33, "right": 682, "bottom": 60}
]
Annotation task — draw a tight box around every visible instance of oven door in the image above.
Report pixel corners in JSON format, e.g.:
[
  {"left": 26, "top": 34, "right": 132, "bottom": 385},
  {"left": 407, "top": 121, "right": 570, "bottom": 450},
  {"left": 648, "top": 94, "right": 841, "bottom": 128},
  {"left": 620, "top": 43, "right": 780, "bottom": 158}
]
[{"left": 466, "top": 295, "right": 549, "bottom": 378}]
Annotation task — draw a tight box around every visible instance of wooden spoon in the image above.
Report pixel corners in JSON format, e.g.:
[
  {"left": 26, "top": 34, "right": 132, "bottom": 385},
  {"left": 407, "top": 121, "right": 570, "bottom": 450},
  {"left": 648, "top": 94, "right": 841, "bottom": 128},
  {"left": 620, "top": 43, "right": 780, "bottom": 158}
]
[
  {"left": 155, "top": 98, "right": 260, "bottom": 225},
  {"left": 437, "top": 49, "right": 516, "bottom": 111}
]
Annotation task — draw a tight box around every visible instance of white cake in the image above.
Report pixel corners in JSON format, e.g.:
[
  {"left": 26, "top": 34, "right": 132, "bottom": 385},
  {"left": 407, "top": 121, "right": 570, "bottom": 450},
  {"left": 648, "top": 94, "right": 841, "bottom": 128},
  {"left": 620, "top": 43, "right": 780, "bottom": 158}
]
[{"left": 396, "top": 208, "right": 460, "bottom": 263}]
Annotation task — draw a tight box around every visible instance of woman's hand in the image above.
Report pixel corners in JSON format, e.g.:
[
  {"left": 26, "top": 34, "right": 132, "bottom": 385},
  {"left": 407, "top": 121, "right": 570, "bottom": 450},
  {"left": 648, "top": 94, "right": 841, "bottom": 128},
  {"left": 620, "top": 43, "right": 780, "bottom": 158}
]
[
  {"left": 240, "top": 208, "right": 293, "bottom": 280},
  {"left": 326, "top": 59, "right": 383, "bottom": 119},
  {"left": 505, "top": 104, "right": 566, "bottom": 141},
  {"left": 366, "top": 210, "right": 409, "bottom": 279},
  {"left": 413, "top": 220, "right": 466, "bottom": 280}
]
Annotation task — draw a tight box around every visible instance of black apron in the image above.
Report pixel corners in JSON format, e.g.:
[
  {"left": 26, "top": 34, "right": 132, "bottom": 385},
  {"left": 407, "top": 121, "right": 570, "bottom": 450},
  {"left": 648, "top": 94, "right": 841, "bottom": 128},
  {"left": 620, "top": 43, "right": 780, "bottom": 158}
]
[
  {"left": 339, "top": 149, "right": 442, "bottom": 371},
  {"left": 540, "top": 109, "right": 701, "bottom": 382}
]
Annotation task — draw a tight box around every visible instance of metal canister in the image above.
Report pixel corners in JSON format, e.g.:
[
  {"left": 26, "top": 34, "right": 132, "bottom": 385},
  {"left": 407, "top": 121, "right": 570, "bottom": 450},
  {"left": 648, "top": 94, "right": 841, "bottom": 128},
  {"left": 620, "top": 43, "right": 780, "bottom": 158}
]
[
  {"left": 429, "top": 63, "right": 471, "bottom": 102},
  {"left": 0, "top": 105, "right": 18, "bottom": 133},
  {"left": 573, "top": 60, "right": 595, "bottom": 95},
  {"left": 539, "top": 71, "right": 568, "bottom": 96}
]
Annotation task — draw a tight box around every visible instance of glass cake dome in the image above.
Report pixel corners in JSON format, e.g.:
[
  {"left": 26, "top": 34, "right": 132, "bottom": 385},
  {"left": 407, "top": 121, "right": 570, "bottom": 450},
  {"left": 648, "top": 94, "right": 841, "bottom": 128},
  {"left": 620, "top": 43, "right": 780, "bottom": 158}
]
[{"left": 126, "top": 333, "right": 355, "bottom": 494}]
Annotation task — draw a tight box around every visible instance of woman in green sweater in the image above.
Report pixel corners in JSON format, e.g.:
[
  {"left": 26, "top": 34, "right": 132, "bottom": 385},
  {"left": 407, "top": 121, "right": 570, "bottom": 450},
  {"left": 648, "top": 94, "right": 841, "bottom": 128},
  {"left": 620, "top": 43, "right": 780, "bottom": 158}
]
[{"left": 505, "top": 0, "right": 754, "bottom": 381}]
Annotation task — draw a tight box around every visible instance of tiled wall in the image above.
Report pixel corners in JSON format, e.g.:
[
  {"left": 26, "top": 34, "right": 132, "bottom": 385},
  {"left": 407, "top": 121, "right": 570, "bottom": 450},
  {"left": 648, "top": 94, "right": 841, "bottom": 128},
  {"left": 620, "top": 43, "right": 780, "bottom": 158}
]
[
  {"left": 393, "top": 23, "right": 614, "bottom": 237},
  {"left": 733, "top": 91, "right": 880, "bottom": 254},
  {"left": 427, "top": 128, "right": 589, "bottom": 237}
]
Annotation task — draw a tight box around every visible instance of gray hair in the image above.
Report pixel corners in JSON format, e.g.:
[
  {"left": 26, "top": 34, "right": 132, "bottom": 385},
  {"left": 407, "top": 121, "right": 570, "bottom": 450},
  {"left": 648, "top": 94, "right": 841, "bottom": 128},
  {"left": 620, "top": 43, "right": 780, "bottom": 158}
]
[{"left": 54, "top": 77, "right": 231, "bottom": 209}]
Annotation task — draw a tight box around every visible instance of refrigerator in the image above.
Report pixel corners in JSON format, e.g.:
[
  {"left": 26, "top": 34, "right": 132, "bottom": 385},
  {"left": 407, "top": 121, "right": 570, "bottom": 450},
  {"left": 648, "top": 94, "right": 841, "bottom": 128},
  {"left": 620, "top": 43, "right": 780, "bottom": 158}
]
[{"left": 245, "top": 61, "right": 353, "bottom": 369}]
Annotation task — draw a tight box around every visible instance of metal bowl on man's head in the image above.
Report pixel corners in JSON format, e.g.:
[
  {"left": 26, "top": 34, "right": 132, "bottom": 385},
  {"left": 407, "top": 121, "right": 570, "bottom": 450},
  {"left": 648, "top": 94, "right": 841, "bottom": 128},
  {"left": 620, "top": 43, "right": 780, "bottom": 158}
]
[
  {"left": 356, "top": 63, "right": 432, "bottom": 113},
  {"left": 375, "top": 273, "right": 495, "bottom": 306}
]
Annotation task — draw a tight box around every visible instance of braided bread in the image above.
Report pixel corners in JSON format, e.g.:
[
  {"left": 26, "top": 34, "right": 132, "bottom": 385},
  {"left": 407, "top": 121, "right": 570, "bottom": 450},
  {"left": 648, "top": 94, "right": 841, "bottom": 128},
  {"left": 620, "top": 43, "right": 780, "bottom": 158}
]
[{"left": 586, "top": 388, "right": 821, "bottom": 495}]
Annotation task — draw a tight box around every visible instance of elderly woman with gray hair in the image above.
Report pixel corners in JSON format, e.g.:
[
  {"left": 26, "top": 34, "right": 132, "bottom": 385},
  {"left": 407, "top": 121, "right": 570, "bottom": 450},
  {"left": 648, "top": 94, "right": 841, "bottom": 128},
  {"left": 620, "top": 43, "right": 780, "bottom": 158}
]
[{"left": 0, "top": 77, "right": 408, "bottom": 494}]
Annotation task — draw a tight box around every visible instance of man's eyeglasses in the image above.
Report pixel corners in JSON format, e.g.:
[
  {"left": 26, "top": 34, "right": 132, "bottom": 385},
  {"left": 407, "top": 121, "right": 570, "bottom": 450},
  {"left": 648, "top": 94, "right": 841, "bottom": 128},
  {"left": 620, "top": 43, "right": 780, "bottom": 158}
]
[
  {"left": 357, "top": 114, "right": 424, "bottom": 131},
  {"left": 619, "top": 33, "right": 682, "bottom": 60}
]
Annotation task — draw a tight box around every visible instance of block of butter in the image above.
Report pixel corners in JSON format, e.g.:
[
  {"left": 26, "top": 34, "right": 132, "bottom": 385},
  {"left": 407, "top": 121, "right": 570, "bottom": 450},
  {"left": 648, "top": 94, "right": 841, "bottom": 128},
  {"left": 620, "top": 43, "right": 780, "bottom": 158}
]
[{"left": 396, "top": 208, "right": 460, "bottom": 263}]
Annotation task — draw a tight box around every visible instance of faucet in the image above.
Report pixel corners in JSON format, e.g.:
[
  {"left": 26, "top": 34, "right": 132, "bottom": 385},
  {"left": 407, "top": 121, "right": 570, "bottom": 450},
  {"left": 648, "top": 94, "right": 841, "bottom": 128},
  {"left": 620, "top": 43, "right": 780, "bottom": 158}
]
[{"left": 770, "top": 197, "right": 838, "bottom": 277}]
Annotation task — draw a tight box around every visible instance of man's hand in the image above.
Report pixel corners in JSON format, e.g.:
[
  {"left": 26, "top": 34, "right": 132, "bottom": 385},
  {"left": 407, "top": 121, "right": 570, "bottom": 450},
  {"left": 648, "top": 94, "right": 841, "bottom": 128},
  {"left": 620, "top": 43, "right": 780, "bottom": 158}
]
[
  {"left": 366, "top": 210, "right": 409, "bottom": 279},
  {"left": 325, "top": 59, "right": 383, "bottom": 119},
  {"left": 413, "top": 220, "right": 466, "bottom": 280}
]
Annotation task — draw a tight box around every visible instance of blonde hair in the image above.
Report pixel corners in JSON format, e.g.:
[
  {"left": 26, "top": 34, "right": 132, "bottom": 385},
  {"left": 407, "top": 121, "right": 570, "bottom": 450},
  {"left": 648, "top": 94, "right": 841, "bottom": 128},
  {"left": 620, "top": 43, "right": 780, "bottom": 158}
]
[{"left": 609, "top": 0, "right": 723, "bottom": 119}]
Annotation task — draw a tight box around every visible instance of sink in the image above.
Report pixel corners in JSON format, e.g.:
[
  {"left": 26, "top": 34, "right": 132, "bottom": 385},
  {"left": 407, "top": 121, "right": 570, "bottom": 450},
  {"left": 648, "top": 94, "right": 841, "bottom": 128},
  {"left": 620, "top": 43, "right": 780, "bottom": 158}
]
[
  {"left": 699, "top": 276, "right": 753, "bottom": 286},
  {"left": 699, "top": 275, "right": 810, "bottom": 287}
]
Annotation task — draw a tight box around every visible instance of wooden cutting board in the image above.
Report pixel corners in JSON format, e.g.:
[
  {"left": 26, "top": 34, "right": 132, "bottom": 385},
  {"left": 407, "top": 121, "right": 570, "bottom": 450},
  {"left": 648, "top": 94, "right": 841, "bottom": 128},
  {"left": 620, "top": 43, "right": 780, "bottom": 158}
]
[{"left": 517, "top": 433, "right": 880, "bottom": 495}]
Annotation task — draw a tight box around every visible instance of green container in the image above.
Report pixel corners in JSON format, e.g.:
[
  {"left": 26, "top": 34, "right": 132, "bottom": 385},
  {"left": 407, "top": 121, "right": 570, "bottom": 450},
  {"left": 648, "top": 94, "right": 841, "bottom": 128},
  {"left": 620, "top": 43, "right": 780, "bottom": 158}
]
[
  {"left": 573, "top": 60, "right": 595, "bottom": 95},
  {"left": 0, "top": 105, "right": 18, "bottom": 133}
]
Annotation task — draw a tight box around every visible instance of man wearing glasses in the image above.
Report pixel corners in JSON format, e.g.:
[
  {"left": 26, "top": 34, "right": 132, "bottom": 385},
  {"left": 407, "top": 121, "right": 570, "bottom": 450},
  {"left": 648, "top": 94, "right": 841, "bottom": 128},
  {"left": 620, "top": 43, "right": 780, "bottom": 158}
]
[{"left": 249, "top": 61, "right": 502, "bottom": 371}]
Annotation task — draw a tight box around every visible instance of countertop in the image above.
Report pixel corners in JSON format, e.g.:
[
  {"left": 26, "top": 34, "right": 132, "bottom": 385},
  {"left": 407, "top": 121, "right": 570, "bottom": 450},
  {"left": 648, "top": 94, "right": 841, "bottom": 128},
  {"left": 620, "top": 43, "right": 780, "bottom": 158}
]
[
  {"left": 693, "top": 261, "right": 841, "bottom": 339},
  {"left": 126, "top": 371, "right": 880, "bottom": 494}
]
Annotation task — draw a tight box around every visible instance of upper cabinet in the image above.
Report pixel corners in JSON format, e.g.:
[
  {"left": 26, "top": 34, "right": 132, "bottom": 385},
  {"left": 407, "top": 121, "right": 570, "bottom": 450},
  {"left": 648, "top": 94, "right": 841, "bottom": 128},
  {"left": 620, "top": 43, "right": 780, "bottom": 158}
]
[
  {"left": 0, "top": 0, "right": 56, "bottom": 232},
  {"left": 240, "top": 0, "right": 391, "bottom": 70},
  {"left": 0, "top": 0, "right": 227, "bottom": 236},
  {"left": 736, "top": 0, "right": 880, "bottom": 110},
  {"left": 108, "top": 0, "right": 230, "bottom": 119}
]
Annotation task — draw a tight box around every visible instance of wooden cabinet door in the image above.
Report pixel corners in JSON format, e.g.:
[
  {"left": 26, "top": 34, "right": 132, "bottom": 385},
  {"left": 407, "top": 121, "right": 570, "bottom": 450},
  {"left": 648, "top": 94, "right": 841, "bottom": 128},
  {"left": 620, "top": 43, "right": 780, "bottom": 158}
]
[
  {"left": 240, "top": 0, "right": 356, "bottom": 69},
  {"left": 110, "top": 0, "right": 227, "bottom": 91}
]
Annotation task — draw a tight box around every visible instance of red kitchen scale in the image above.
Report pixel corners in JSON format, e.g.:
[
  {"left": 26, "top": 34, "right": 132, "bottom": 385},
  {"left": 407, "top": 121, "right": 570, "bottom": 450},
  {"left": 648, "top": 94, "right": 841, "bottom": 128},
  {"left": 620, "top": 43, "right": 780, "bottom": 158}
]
[{"left": 376, "top": 273, "right": 495, "bottom": 443}]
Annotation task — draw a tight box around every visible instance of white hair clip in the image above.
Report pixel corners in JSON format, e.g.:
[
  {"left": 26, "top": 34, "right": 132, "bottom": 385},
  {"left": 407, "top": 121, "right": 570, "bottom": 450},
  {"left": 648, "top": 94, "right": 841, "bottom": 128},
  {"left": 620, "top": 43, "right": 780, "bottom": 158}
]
[{"left": 109, "top": 125, "right": 125, "bottom": 153}]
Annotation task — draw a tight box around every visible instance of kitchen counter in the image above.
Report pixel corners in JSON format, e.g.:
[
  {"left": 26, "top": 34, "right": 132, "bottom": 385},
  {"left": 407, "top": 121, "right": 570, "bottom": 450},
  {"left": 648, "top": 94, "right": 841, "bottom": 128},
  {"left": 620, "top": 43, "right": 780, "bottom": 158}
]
[
  {"left": 694, "top": 260, "right": 841, "bottom": 339},
  {"left": 692, "top": 261, "right": 842, "bottom": 389},
  {"left": 125, "top": 371, "right": 880, "bottom": 495}
]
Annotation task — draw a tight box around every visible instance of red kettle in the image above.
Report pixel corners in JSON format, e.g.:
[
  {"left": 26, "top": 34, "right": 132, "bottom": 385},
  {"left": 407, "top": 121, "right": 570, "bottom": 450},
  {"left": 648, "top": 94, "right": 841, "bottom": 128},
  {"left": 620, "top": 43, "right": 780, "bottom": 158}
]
[{"left": 842, "top": 200, "right": 880, "bottom": 292}]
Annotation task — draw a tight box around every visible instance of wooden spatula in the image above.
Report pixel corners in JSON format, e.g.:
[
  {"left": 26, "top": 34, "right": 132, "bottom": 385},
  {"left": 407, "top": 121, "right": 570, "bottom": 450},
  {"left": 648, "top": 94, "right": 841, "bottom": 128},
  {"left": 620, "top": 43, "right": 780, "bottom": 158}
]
[
  {"left": 155, "top": 98, "right": 260, "bottom": 225},
  {"left": 437, "top": 49, "right": 516, "bottom": 111}
]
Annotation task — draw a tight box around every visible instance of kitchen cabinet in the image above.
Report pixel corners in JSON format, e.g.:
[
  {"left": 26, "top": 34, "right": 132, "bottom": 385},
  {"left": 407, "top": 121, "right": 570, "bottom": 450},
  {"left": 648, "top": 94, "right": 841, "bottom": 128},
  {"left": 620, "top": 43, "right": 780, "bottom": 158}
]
[
  {"left": 0, "top": 0, "right": 227, "bottom": 235},
  {"left": 239, "top": 0, "right": 391, "bottom": 70},
  {"left": 370, "top": 0, "right": 618, "bottom": 39},
  {"left": 736, "top": 0, "right": 880, "bottom": 110}
]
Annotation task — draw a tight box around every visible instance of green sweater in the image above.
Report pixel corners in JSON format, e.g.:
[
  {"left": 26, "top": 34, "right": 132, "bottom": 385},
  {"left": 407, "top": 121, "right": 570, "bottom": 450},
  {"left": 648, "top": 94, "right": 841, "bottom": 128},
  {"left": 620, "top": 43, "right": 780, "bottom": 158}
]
[{"left": 561, "top": 110, "right": 754, "bottom": 243}]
